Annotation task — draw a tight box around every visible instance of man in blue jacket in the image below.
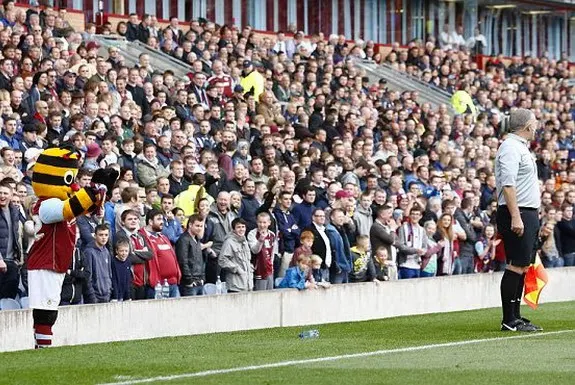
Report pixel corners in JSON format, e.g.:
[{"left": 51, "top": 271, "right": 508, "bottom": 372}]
[
  {"left": 160, "top": 194, "right": 182, "bottom": 244},
  {"left": 273, "top": 191, "right": 300, "bottom": 277},
  {"left": 326, "top": 208, "right": 353, "bottom": 284}
]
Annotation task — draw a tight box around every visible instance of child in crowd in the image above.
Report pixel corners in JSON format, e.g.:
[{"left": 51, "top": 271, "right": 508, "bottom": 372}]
[
  {"left": 83, "top": 142, "right": 101, "bottom": 171},
  {"left": 420, "top": 221, "right": 444, "bottom": 277},
  {"left": 247, "top": 212, "right": 276, "bottom": 291},
  {"left": 279, "top": 255, "right": 316, "bottom": 290},
  {"left": 99, "top": 135, "right": 119, "bottom": 168},
  {"left": 475, "top": 224, "right": 499, "bottom": 273},
  {"left": 373, "top": 246, "right": 395, "bottom": 281},
  {"left": 111, "top": 239, "right": 132, "bottom": 301},
  {"left": 350, "top": 235, "right": 376, "bottom": 282},
  {"left": 308, "top": 254, "right": 330, "bottom": 288},
  {"left": 291, "top": 230, "right": 314, "bottom": 267},
  {"left": 84, "top": 225, "right": 113, "bottom": 303}
]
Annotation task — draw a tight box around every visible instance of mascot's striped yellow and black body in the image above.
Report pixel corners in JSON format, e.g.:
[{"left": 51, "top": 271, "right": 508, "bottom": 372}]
[{"left": 27, "top": 147, "right": 104, "bottom": 349}]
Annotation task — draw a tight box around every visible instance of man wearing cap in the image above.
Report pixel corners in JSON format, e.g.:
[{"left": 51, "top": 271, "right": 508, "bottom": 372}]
[
  {"left": 57, "top": 71, "right": 78, "bottom": 93},
  {"left": 19, "top": 124, "right": 42, "bottom": 168},
  {"left": 240, "top": 60, "right": 265, "bottom": 100},
  {"left": 231, "top": 84, "right": 245, "bottom": 104},
  {"left": 495, "top": 108, "right": 542, "bottom": 332}
]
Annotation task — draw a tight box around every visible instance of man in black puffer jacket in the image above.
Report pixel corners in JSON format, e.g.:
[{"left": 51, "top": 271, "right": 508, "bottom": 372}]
[
  {"left": 175, "top": 214, "right": 206, "bottom": 296},
  {"left": 60, "top": 247, "right": 96, "bottom": 305}
]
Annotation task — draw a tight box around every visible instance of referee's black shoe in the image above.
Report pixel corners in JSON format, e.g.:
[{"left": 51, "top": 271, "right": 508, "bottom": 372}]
[
  {"left": 501, "top": 319, "right": 540, "bottom": 332},
  {"left": 520, "top": 317, "right": 543, "bottom": 331}
]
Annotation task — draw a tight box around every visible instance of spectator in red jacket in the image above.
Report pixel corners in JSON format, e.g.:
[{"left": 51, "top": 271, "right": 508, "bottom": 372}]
[{"left": 140, "top": 209, "right": 181, "bottom": 298}]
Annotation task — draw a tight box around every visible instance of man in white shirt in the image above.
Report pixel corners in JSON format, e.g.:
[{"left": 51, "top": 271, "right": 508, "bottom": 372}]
[
  {"left": 451, "top": 25, "right": 466, "bottom": 51},
  {"left": 466, "top": 28, "right": 487, "bottom": 55},
  {"left": 439, "top": 24, "right": 454, "bottom": 50},
  {"left": 306, "top": 208, "right": 332, "bottom": 282},
  {"left": 272, "top": 31, "right": 287, "bottom": 54}
]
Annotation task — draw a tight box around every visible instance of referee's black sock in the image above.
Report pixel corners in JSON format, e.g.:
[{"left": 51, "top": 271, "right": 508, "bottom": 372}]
[
  {"left": 501, "top": 269, "right": 522, "bottom": 323},
  {"left": 514, "top": 273, "right": 526, "bottom": 320}
]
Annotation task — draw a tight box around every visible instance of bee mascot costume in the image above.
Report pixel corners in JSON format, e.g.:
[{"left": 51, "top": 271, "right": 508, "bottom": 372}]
[{"left": 27, "top": 147, "right": 117, "bottom": 349}]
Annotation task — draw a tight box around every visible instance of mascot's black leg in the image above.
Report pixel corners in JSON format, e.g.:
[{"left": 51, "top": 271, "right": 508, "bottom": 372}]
[{"left": 32, "top": 309, "right": 58, "bottom": 349}]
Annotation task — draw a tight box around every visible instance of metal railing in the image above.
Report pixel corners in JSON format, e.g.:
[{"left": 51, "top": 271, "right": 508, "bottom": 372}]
[
  {"left": 354, "top": 59, "right": 455, "bottom": 114},
  {"left": 92, "top": 35, "right": 194, "bottom": 78}
]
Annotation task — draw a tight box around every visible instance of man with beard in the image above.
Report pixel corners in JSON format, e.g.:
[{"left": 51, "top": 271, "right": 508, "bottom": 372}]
[
  {"left": 139, "top": 209, "right": 181, "bottom": 298},
  {"left": 216, "top": 129, "right": 237, "bottom": 178}
]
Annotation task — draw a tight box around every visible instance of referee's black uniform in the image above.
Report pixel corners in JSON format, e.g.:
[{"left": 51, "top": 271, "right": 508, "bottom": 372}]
[{"left": 495, "top": 110, "right": 542, "bottom": 332}]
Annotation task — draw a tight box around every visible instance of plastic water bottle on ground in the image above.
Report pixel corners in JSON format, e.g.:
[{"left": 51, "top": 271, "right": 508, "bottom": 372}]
[
  {"left": 162, "top": 279, "right": 170, "bottom": 299},
  {"left": 216, "top": 276, "right": 222, "bottom": 294},
  {"left": 154, "top": 282, "right": 162, "bottom": 299},
  {"left": 299, "top": 329, "right": 320, "bottom": 339}
]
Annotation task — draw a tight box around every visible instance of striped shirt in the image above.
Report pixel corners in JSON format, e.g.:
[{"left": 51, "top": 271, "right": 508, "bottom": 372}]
[{"left": 495, "top": 134, "right": 540, "bottom": 209}]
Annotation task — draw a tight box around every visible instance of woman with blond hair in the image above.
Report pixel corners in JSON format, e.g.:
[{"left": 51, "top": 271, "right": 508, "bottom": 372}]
[{"left": 434, "top": 213, "right": 456, "bottom": 276}]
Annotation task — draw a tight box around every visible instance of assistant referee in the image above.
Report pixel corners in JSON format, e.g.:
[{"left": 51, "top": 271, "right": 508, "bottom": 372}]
[{"left": 495, "top": 108, "right": 542, "bottom": 332}]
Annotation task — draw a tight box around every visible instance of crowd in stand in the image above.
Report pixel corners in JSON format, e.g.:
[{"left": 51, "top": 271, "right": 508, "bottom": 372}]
[{"left": 0, "top": 2, "right": 573, "bottom": 306}]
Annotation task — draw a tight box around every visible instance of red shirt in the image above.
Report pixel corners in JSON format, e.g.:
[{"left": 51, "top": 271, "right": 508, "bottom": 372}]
[
  {"left": 140, "top": 229, "right": 181, "bottom": 286},
  {"left": 252, "top": 231, "right": 275, "bottom": 279},
  {"left": 494, "top": 234, "right": 506, "bottom": 262},
  {"left": 207, "top": 74, "right": 233, "bottom": 97},
  {"left": 128, "top": 231, "right": 151, "bottom": 287},
  {"left": 28, "top": 199, "right": 76, "bottom": 273}
]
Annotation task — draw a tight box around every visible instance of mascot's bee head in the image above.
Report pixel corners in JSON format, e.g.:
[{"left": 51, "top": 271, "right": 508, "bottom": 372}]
[{"left": 32, "top": 147, "right": 81, "bottom": 200}]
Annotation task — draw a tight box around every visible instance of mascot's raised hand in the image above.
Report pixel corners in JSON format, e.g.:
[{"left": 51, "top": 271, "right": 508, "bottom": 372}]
[{"left": 27, "top": 147, "right": 118, "bottom": 349}]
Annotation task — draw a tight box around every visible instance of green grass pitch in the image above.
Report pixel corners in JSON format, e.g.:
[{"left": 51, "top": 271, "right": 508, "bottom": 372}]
[{"left": 3, "top": 301, "right": 575, "bottom": 385}]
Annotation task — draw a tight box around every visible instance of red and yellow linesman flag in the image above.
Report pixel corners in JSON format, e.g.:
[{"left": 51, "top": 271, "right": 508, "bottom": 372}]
[{"left": 523, "top": 256, "right": 548, "bottom": 310}]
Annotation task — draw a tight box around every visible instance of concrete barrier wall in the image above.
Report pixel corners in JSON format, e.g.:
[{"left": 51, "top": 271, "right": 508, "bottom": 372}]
[{"left": 2, "top": 268, "right": 574, "bottom": 352}]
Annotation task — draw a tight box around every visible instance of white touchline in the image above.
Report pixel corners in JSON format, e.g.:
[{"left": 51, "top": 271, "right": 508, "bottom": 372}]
[{"left": 99, "top": 330, "right": 574, "bottom": 385}]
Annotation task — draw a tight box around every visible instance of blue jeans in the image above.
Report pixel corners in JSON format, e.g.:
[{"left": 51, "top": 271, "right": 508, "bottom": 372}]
[
  {"left": 542, "top": 257, "right": 564, "bottom": 269},
  {"left": 452, "top": 258, "right": 462, "bottom": 275},
  {"left": 320, "top": 268, "right": 330, "bottom": 283},
  {"left": 180, "top": 285, "right": 204, "bottom": 296},
  {"left": 146, "top": 284, "right": 180, "bottom": 299},
  {"left": 330, "top": 271, "right": 349, "bottom": 284},
  {"left": 563, "top": 253, "right": 575, "bottom": 267},
  {"left": 420, "top": 270, "right": 435, "bottom": 278},
  {"left": 459, "top": 256, "right": 474, "bottom": 274},
  {"left": 399, "top": 267, "right": 420, "bottom": 279}
]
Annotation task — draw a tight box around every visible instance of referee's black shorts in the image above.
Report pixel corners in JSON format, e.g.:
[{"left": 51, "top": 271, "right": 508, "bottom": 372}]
[{"left": 496, "top": 205, "right": 540, "bottom": 267}]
